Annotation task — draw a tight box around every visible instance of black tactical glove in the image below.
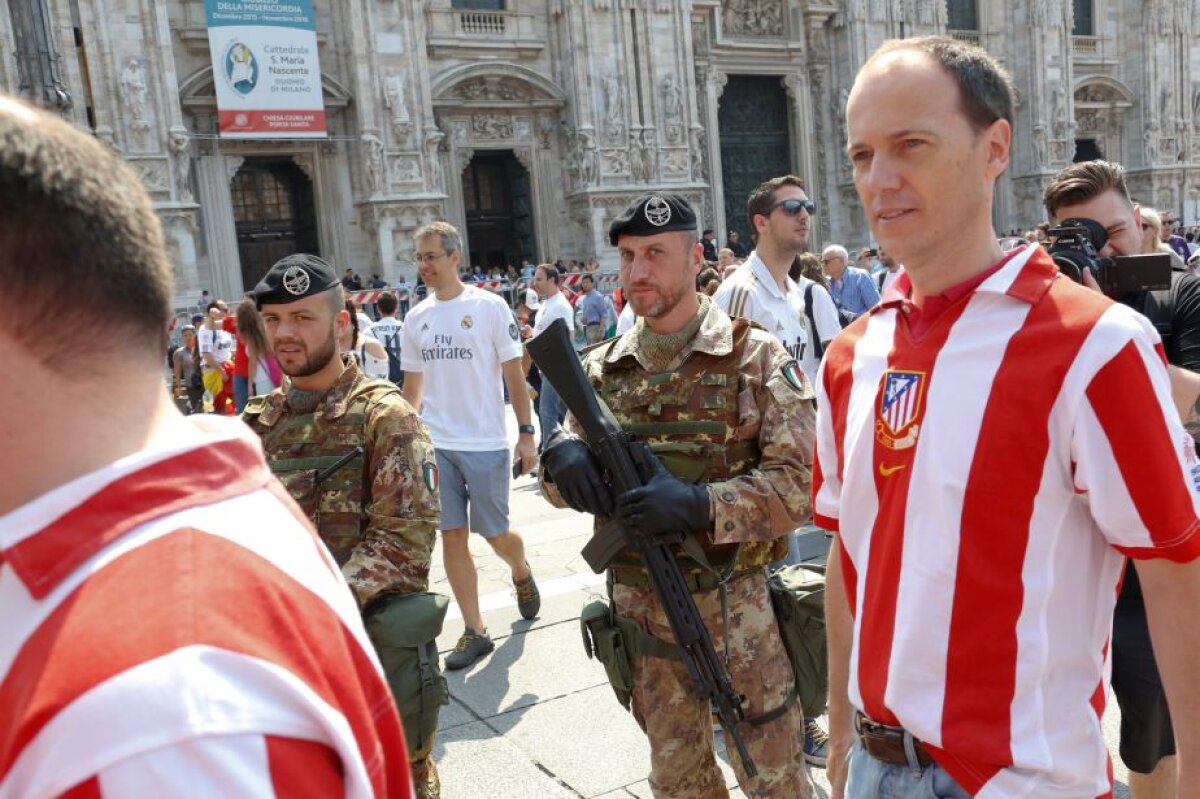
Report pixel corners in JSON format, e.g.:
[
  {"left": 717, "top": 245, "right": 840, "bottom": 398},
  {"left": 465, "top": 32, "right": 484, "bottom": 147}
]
[
  {"left": 616, "top": 443, "right": 711, "bottom": 548},
  {"left": 541, "top": 427, "right": 614, "bottom": 516}
]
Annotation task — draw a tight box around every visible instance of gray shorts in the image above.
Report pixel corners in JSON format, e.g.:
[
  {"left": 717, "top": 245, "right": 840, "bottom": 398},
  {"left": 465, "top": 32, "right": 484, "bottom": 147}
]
[{"left": 435, "top": 448, "right": 511, "bottom": 537}]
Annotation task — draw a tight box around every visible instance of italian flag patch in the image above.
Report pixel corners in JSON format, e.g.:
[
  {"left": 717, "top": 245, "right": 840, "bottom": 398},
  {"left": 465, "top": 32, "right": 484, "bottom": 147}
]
[
  {"left": 423, "top": 462, "right": 439, "bottom": 492},
  {"left": 781, "top": 360, "right": 806, "bottom": 392}
]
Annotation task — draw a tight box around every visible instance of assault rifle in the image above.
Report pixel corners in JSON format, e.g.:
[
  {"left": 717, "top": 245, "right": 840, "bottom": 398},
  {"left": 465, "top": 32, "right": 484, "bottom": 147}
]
[{"left": 527, "top": 318, "right": 757, "bottom": 777}]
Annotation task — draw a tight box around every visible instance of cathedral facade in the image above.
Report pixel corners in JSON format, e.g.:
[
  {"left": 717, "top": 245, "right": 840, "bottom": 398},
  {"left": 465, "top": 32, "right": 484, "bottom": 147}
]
[{"left": 4, "top": 0, "right": 1199, "bottom": 305}]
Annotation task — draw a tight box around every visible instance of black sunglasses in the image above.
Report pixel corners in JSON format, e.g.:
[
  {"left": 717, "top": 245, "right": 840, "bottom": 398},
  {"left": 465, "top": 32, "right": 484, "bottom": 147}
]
[{"left": 769, "top": 198, "right": 816, "bottom": 217}]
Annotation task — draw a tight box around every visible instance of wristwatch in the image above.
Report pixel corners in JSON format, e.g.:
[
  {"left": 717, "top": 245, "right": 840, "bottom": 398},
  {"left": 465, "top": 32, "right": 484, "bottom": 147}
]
[{"left": 518, "top": 424, "right": 536, "bottom": 435}]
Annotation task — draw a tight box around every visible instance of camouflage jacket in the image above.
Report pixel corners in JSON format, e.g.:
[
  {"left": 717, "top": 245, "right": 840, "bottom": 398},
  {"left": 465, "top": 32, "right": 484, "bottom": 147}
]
[
  {"left": 244, "top": 357, "right": 439, "bottom": 607},
  {"left": 541, "top": 300, "right": 816, "bottom": 567}
]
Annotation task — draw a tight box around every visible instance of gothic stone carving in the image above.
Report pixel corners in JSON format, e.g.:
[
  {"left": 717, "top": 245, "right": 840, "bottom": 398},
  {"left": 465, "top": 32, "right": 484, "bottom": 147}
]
[
  {"left": 362, "top": 134, "right": 385, "bottom": 194},
  {"left": 130, "top": 158, "right": 169, "bottom": 194},
  {"left": 390, "top": 155, "right": 423, "bottom": 185},
  {"left": 601, "top": 72, "right": 626, "bottom": 142},
  {"left": 120, "top": 59, "right": 151, "bottom": 138},
  {"left": 629, "top": 130, "right": 657, "bottom": 182},
  {"left": 471, "top": 114, "right": 514, "bottom": 140},
  {"left": 660, "top": 148, "right": 689, "bottom": 177},
  {"left": 384, "top": 72, "right": 413, "bottom": 144},
  {"left": 601, "top": 148, "right": 629, "bottom": 176},
  {"left": 167, "top": 130, "right": 192, "bottom": 202},
  {"left": 566, "top": 130, "right": 599, "bottom": 187},
  {"left": 723, "top": 0, "right": 784, "bottom": 36}
]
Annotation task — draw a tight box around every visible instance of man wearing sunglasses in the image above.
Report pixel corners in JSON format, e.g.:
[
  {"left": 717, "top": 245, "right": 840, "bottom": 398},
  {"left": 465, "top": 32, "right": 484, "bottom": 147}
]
[
  {"left": 714, "top": 176, "right": 840, "bottom": 392},
  {"left": 713, "top": 176, "right": 840, "bottom": 767}
]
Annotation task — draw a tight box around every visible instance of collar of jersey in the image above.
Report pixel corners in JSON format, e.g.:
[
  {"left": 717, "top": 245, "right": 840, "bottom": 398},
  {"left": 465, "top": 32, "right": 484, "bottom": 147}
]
[
  {"left": 873, "top": 244, "right": 1055, "bottom": 316},
  {"left": 747, "top": 252, "right": 796, "bottom": 301},
  {"left": 0, "top": 420, "right": 272, "bottom": 599}
]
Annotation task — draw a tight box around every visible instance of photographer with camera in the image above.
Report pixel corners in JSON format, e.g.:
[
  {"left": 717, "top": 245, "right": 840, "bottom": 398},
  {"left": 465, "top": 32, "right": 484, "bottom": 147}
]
[{"left": 1045, "top": 159, "right": 1200, "bottom": 799}]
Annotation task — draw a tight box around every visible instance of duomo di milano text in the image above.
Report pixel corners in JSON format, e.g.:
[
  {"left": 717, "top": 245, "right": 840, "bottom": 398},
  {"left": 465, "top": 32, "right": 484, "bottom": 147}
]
[{"left": 4, "top": 0, "right": 1200, "bottom": 305}]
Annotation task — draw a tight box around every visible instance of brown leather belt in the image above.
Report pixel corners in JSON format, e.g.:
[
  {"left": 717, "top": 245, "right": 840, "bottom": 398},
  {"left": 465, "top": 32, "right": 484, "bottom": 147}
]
[{"left": 855, "top": 711, "right": 934, "bottom": 769}]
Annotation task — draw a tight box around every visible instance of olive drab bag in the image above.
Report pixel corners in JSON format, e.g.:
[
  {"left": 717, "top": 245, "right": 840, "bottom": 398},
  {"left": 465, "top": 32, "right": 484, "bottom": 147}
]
[
  {"left": 363, "top": 592, "right": 450, "bottom": 756},
  {"left": 767, "top": 563, "right": 828, "bottom": 718}
]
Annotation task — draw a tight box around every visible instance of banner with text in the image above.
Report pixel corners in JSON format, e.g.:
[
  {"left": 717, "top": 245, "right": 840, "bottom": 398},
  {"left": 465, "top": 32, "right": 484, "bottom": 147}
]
[{"left": 205, "top": 0, "right": 325, "bottom": 138}]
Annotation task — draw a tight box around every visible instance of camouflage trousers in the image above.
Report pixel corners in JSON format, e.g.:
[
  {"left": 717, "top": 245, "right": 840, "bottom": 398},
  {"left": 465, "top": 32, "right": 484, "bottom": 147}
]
[{"left": 613, "top": 569, "right": 811, "bottom": 799}]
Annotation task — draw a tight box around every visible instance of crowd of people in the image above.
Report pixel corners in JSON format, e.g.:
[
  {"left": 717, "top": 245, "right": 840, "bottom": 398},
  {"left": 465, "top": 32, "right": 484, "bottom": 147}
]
[{"left": 8, "top": 31, "right": 1200, "bottom": 799}]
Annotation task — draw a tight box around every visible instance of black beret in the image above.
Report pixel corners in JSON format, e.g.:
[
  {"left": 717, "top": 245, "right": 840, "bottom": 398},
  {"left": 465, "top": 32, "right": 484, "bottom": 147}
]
[
  {"left": 608, "top": 193, "right": 698, "bottom": 246},
  {"left": 253, "top": 253, "right": 341, "bottom": 309}
]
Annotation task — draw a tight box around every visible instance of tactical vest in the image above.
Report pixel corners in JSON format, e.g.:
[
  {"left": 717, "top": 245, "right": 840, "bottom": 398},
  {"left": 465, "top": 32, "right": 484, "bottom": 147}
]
[
  {"left": 594, "top": 318, "right": 787, "bottom": 573},
  {"left": 250, "top": 381, "right": 399, "bottom": 564}
]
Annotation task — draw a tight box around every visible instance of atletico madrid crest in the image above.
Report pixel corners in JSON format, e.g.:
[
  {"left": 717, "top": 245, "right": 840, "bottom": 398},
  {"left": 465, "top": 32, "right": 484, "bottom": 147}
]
[{"left": 876, "top": 370, "right": 926, "bottom": 450}]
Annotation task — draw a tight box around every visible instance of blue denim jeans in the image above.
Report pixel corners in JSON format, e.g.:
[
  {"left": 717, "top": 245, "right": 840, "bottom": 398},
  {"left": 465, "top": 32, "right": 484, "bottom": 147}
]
[
  {"left": 845, "top": 741, "right": 972, "bottom": 799},
  {"left": 538, "top": 378, "right": 566, "bottom": 444},
  {"left": 232, "top": 374, "right": 250, "bottom": 414}
]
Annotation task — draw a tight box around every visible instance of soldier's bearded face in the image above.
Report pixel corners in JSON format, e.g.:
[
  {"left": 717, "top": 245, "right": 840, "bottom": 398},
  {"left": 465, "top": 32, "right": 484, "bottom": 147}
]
[
  {"left": 618, "top": 232, "right": 700, "bottom": 319},
  {"left": 262, "top": 296, "right": 342, "bottom": 378}
]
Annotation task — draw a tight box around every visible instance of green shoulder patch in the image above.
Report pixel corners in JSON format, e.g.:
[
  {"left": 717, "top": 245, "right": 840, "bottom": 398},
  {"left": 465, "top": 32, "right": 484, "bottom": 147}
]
[{"left": 781, "top": 359, "right": 807, "bottom": 393}]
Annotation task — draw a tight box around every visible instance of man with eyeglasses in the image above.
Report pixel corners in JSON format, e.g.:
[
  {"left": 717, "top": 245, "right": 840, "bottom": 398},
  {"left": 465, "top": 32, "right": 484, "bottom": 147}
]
[
  {"left": 820, "top": 244, "right": 880, "bottom": 322},
  {"left": 401, "top": 221, "right": 542, "bottom": 672}
]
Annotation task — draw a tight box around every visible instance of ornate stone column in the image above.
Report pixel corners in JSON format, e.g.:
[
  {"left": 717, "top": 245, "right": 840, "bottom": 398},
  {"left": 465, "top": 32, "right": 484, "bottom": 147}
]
[
  {"left": 194, "top": 152, "right": 243, "bottom": 300},
  {"left": 783, "top": 72, "right": 821, "bottom": 245},
  {"left": 701, "top": 67, "right": 728, "bottom": 237}
]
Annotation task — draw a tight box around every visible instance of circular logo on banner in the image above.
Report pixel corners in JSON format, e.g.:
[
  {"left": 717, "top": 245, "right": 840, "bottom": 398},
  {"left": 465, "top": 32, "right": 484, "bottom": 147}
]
[
  {"left": 282, "top": 265, "right": 311, "bottom": 296},
  {"left": 223, "top": 41, "right": 259, "bottom": 96},
  {"left": 644, "top": 196, "right": 672, "bottom": 227}
]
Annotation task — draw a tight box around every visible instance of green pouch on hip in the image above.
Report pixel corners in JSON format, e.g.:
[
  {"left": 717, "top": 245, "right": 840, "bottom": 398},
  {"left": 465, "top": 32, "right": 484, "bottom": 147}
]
[
  {"left": 580, "top": 600, "right": 634, "bottom": 710},
  {"left": 364, "top": 592, "right": 451, "bottom": 757}
]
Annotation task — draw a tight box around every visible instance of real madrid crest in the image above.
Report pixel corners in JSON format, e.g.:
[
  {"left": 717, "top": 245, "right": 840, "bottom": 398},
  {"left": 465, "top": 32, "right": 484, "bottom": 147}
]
[
  {"left": 644, "top": 195, "right": 672, "bottom": 227},
  {"left": 282, "top": 265, "right": 311, "bottom": 296},
  {"left": 461, "top": 315, "right": 474, "bottom": 330},
  {"left": 875, "top": 370, "right": 926, "bottom": 450}
]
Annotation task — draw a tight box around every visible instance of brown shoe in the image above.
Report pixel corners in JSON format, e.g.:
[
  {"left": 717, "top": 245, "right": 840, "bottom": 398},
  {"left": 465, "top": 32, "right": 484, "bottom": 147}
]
[{"left": 514, "top": 565, "right": 541, "bottom": 620}]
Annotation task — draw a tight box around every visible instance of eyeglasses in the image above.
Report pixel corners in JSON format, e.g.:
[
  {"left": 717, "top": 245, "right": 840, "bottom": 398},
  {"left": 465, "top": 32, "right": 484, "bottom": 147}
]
[
  {"left": 415, "top": 251, "right": 449, "bottom": 264},
  {"left": 768, "top": 198, "right": 816, "bottom": 217}
]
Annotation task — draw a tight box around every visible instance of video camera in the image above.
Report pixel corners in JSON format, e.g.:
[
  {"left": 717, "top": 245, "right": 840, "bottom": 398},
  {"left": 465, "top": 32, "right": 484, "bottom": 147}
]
[{"left": 1046, "top": 217, "right": 1172, "bottom": 295}]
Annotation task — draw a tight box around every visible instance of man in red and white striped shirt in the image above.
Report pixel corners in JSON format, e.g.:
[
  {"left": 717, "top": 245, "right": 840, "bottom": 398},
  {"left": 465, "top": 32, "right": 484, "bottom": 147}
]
[
  {"left": 818, "top": 38, "right": 1200, "bottom": 798},
  {"left": 0, "top": 95, "right": 411, "bottom": 797}
]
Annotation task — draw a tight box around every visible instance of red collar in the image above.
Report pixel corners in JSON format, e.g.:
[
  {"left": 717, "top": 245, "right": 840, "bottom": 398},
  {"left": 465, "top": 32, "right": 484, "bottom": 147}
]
[
  {"left": 875, "top": 245, "right": 1058, "bottom": 335},
  {"left": 2, "top": 437, "right": 271, "bottom": 599}
]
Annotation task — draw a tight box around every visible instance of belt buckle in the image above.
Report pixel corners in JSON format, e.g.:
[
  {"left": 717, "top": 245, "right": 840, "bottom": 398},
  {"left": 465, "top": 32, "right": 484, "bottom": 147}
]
[{"left": 855, "top": 712, "right": 888, "bottom": 736}]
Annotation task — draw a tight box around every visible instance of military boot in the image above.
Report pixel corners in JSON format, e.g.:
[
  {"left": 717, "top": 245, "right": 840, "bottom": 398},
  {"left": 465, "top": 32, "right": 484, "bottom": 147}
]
[{"left": 412, "top": 756, "right": 440, "bottom": 799}]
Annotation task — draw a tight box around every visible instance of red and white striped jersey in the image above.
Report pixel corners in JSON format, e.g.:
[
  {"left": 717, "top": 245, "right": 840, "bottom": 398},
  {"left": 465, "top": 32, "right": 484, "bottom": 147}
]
[
  {"left": 813, "top": 245, "right": 1200, "bottom": 798},
  {"left": 0, "top": 417, "right": 411, "bottom": 798}
]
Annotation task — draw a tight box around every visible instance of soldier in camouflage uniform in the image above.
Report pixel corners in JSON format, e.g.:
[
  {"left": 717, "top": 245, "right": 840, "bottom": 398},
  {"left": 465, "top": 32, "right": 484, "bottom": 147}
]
[
  {"left": 242, "top": 253, "right": 444, "bottom": 798},
  {"left": 539, "top": 194, "right": 816, "bottom": 798}
]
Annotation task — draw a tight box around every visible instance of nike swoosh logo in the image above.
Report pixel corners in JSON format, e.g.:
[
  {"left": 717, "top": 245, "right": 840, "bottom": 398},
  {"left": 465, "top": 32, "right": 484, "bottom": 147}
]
[{"left": 878, "top": 463, "right": 906, "bottom": 477}]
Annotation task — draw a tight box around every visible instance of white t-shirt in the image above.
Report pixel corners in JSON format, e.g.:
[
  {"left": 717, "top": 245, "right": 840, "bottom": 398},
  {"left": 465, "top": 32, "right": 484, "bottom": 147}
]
[
  {"left": 401, "top": 286, "right": 523, "bottom": 451},
  {"left": 616, "top": 303, "right": 636, "bottom": 335},
  {"left": 713, "top": 252, "right": 840, "bottom": 386},
  {"left": 365, "top": 316, "right": 403, "bottom": 380},
  {"left": 876, "top": 267, "right": 901, "bottom": 295},
  {"left": 197, "top": 326, "right": 234, "bottom": 371},
  {"left": 532, "top": 290, "right": 575, "bottom": 337}
]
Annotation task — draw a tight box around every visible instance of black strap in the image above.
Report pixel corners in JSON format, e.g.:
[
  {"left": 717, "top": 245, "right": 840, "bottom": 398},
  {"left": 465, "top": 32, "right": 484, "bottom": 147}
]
[
  {"left": 804, "top": 283, "right": 825, "bottom": 360},
  {"left": 1140, "top": 283, "right": 1174, "bottom": 353}
]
